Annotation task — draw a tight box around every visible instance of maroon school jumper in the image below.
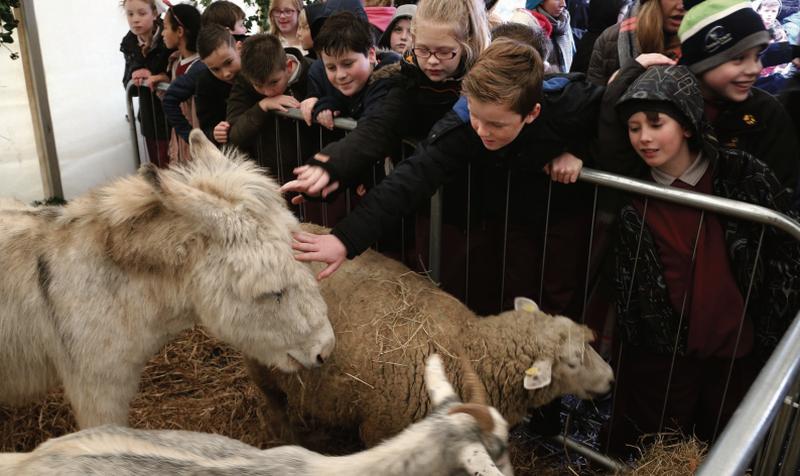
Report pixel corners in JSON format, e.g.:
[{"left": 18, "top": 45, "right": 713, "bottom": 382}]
[{"left": 609, "top": 159, "right": 758, "bottom": 453}]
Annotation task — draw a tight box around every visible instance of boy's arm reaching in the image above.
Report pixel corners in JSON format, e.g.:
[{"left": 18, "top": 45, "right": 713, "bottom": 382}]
[{"left": 162, "top": 63, "right": 206, "bottom": 141}]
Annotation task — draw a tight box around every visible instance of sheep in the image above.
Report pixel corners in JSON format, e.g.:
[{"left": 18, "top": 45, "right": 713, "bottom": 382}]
[
  {"left": 0, "top": 354, "right": 514, "bottom": 476},
  {"left": 0, "top": 130, "right": 334, "bottom": 429},
  {"left": 247, "top": 236, "right": 614, "bottom": 447}
]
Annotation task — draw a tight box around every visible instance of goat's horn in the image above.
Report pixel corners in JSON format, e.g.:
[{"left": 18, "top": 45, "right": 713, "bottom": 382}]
[
  {"left": 456, "top": 346, "right": 488, "bottom": 406},
  {"left": 448, "top": 403, "right": 495, "bottom": 433}
]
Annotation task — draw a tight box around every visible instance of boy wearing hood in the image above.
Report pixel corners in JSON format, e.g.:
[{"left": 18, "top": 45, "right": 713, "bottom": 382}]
[{"left": 607, "top": 65, "right": 800, "bottom": 452}]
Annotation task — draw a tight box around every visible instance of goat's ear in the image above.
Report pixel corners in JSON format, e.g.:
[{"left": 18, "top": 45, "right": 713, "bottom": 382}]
[
  {"left": 514, "top": 297, "right": 539, "bottom": 313},
  {"left": 523, "top": 358, "right": 552, "bottom": 390},
  {"left": 425, "top": 354, "right": 460, "bottom": 407},
  {"left": 458, "top": 442, "right": 507, "bottom": 476}
]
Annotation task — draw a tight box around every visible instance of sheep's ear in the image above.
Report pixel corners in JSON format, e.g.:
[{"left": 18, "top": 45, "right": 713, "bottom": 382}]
[
  {"left": 425, "top": 354, "right": 460, "bottom": 407},
  {"left": 523, "top": 359, "right": 552, "bottom": 390},
  {"left": 189, "top": 128, "right": 227, "bottom": 164},
  {"left": 458, "top": 442, "right": 506, "bottom": 476},
  {"left": 514, "top": 297, "right": 539, "bottom": 313}
]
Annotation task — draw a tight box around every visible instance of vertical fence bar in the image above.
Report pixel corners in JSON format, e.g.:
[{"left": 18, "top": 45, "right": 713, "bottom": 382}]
[
  {"left": 777, "top": 378, "right": 800, "bottom": 476},
  {"left": 464, "top": 163, "right": 472, "bottom": 305},
  {"left": 580, "top": 185, "right": 599, "bottom": 324},
  {"left": 428, "top": 188, "right": 443, "bottom": 284},
  {"left": 538, "top": 180, "right": 553, "bottom": 305},
  {"left": 499, "top": 169, "right": 512, "bottom": 310},
  {"left": 125, "top": 82, "right": 142, "bottom": 166}
]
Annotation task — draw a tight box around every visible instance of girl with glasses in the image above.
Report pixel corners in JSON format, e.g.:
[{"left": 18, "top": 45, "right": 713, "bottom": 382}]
[{"left": 268, "top": 0, "right": 306, "bottom": 54}]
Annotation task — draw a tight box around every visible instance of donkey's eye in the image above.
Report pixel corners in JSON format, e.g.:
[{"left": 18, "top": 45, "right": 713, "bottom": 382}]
[{"left": 257, "top": 290, "right": 284, "bottom": 303}]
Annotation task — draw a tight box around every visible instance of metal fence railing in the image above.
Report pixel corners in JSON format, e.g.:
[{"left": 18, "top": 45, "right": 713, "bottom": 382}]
[{"left": 125, "top": 87, "right": 800, "bottom": 475}]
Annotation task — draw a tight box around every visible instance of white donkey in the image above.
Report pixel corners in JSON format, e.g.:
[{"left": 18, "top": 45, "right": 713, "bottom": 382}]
[{"left": 0, "top": 130, "right": 334, "bottom": 428}]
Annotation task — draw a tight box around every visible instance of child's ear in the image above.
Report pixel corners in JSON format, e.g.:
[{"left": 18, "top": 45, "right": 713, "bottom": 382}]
[
  {"left": 235, "top": 41, "right": 243, "bottom": 53},
  {"left": 524, "top": 103, "right": 542, "bottom": 124},
  {"left": 368, "top": 47, "right": 377, "bottom": 65},
  {"left": 286, "top": 57, "right": 296, "bottom": 74}
]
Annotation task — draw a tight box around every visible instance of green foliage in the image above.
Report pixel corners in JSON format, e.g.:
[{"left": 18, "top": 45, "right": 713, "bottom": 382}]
[
  {"left": 1, "top": 0, "right": 20, "bottom": 60},
  {"left": 197, "top": 0, "right": 271, "bottom": 32}
]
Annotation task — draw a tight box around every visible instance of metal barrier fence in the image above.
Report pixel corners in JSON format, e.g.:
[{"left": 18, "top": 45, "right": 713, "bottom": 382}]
[{"left": 125, "top": 84, "right": 800, "bottom": 474}]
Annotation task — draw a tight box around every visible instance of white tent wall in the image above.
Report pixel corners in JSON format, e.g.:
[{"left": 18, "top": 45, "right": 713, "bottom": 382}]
[{"left": 0, "top": 0, "right": 258, "bottom": 204}]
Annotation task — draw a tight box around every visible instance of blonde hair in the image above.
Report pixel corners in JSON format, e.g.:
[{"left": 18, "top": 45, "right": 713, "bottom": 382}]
[
  {"left": 462, "top": 38, "right": 544, "bottom": 116},
  {"left": 412, "top": 0, "right": 491, "bottom": 72},
  {"left": 121, "top": 0, "right": 158, "bottom": 14},
  {"left": 636, "top": 0, "right": 680, "bottom": 55},
  {"left": 267, "top": 0, "right": 303, "bottom": 36}
]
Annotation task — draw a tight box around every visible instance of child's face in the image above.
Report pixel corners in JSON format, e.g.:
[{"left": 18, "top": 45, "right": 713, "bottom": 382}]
[
  {"left": 389, "top": 18, "right": 412, "bottom": 54},
  {"left": 124, "top": 0, "right": 156, "bottom": 37},
  {"left": 253, "top": 62, "right": 293, "bottom": 97},
  {"left": 320, "top": 49, "right": 376, "bottom": 97},
  {"left": 231, "top": 18, "right": 247, "bottom": 35},
  {"left": 203, "top": 44, "right": 241, "bottom": 83},
  {"left": 297, "top": 10, "right": 313, "bottom": 51},
  {"left": 162, "top": 13, "right": 180, "bottom": 49},
  {"left": 660, "top": 0, "right": 686, "bottom": 34},
  {"left": 541, "top": 0, "right": 566, "bottom": 19},
  {"left": 757, "top": 1, "right": 780, "bottom": 26},
  {"left": 627, "top": 111, "right": 692, "bottom": 173},
  {"left": 467, "top": 97, "right": 539, "bottom": 151},
  {"left": 272, "top": 0, "right": 299, "bottom": 34},
  {"left": 700, "top": 46, "right": 763, "bottom": 102},
  {"left": 412, "top": 21, "right": 463, "bottom": 82}
]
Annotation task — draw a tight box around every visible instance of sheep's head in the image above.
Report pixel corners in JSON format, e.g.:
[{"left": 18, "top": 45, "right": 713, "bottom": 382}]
[
  {"left": 514, "top": 298, "right": 614, "bottom": 401},
  {"left": 124, "top": 130, "right": 334, "bottom": 372},
  {"left": 424, "top": 353, "right": 514, "bottom": 476}
]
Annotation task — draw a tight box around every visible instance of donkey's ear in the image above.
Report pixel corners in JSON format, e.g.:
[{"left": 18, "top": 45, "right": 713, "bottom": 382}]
[{"left": 189, "top": 128, "right": 227, "bottom": 164}]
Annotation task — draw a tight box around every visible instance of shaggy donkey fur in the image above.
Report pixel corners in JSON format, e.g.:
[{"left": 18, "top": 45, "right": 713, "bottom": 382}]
[
  {"left": 0, "top": 130, "right": 334, "bottom": 428},
  {"left": 0, "top": 354, "right": 513, "bottom": 476}
]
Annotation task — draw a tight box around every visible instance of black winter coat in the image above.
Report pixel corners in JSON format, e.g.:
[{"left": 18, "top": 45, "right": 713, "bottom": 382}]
[
  {"left": 195, "top": 68, "right": 233, "bottom": 145},
  {"left": 331, "top": 75, "right": 604, "bottom": 258}
]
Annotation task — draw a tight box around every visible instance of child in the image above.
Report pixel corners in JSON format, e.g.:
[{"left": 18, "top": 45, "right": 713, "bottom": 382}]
[
  {"left": 296, "top": 4, "right": 321, "bottom": 56},
  {"left": 527, "top": 0, "right": 575, "bottom": 72},
  {"left": 285, "top": 39, "right": 602, "bottom": 282},
  {"left": 194, "top": 24, "right": 244, "bottom": 144},
  {"left": 680, "top": 0, "right": 799, "bottom": 191},
  {"left": 162, "top": 1, "right": 247, "bottom": 146},
  {"left": 601, "top": 0, "right": 800, "bottom": 193},
  {"left": 201, "top": 0, "right": 248, "bottom": 35},
  {"left": 606, "top": 64, "right": 800, "bottom": 452},
  {"left": 378, "top": 3, "right": 416, "bottom": 54},
  {"left": 226, "top": 33, "right": 313, "bottom": 181},
  {"left": 301, "top": 12, "right": 401, "bottom": 130},
  {"left": 268, "top": 0, "right": 306, "bottom": 53},
  {"left": 119, "top": 0, "right": 173, "bottom": 167},
  {"left": 158, "top": 4, "right": 202, "bottom": 162},
  {"left": 501, "top": 10, "right": 552, "bottom": 66},
  {"left": 285, "top": 0, "right": 491, "bottom": 198}
]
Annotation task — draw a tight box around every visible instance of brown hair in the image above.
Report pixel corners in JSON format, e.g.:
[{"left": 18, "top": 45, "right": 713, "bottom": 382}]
[
  {"left": 364, "top": 0, "right": 394, "bottom": 6},
  {"left": 121, "top": 0, "right": 157, "bottom": 14},
  {"left": 412, "top": 0, "right": 491, "bottom": 72},
  {"left": 315, "top": 12, "right": 374, "bottom": 57},
  {"left": 491, "top": 22, "right": 551, "bottom": 64},
  {"left": 462, "top": 38, "right": 543, "bottom": 116},
  {"left": 240, "top": 33, "right": 288, "bottom": 86},
  {"left": 201, "top": 1, "right": 246, "bottom": 30},
  {"left": 267, "top": 0, "right": 303, "bottom": 36},
  {"left": 636, "top": 0, "right": 680, "bottom": 55},
  {"left": 197, "top": 23, "right": 234, "bottom": 59}
]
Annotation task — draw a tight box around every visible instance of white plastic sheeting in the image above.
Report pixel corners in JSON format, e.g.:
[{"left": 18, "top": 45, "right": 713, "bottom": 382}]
[{"left": 0, "top": 0, "right": 258, "bottom": 203}]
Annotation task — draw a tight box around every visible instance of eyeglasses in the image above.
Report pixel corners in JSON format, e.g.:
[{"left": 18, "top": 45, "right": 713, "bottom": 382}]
[
  {"left": 272, "top": 9, "right": 298, "bottom": 17},
  {"left": 412, "top": 48, "right": 458, "bottom": 60}
]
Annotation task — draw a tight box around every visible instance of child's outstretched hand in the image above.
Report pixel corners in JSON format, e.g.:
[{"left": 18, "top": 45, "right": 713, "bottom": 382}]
[
  {"left": 300, "top": 97, "right": 319, "bottom": 126},
  {"left": 213, "top": 121, "right": 230, "bottom": 144},
  {"left": 147, "top": 73, "right": 170, "bottom": 91},
  {"left": 543, "top": 152, "right": 583, "bottom": 184},
  {"left": 635, "top": 53, "right": 676, "bottom": 68},
  {"left": 281, "top": 153, "right": 340, "bottom": 204},
  {"left": 316, "top": 109, "right": 340, "bottom": 131},
  {"left": 131, "top": 68, "right": 151, "bottom": 87},
  {"left": 291, "top": 231, "right": 347, "bottom": 280},
  {"left": 259, "top": 94, "right": 300, "bottom": 112}
]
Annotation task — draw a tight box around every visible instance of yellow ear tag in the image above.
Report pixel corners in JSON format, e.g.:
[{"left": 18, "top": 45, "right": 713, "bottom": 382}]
[{"left": 525, "top": 367, "right": 539, "bottom": 376}]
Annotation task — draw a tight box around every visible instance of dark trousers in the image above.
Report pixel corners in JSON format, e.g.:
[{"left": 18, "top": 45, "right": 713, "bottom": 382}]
[{"left": 607, "top": 347, "right": 759, "bottom": 455}]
